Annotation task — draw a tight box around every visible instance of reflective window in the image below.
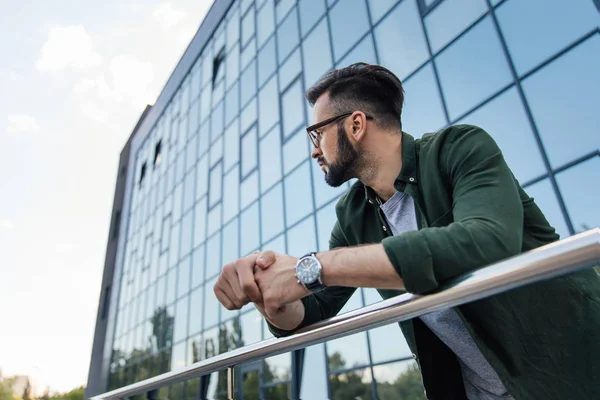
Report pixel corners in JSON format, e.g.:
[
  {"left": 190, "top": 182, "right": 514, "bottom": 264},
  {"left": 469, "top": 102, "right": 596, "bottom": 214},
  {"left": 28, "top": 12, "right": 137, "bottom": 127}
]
[
  {"left": 224, "top": 121, "right": 240, "bottom": 172},
  {"left": 261, "top": 184, "right": 285, "bottom": 242},
  {"left": 227, "top": 7, "right": 240, "bottom": 50},
  {"left": 191, "top": 244, "right": 205, "bottom": 290},
  {"left": 436, "top": 17, "right": 513, "bottom": 120},
  {"left": 522, "top": 36, "right": 600, "bottom": 168},
  {"left": 156, "top": 276, "right": 166, "bottom": 310},
  {"left": 204, "top": 278, "right": 220, "bottom": 328},
  {"left": 277, "top": 7, "right": 300, "bottom": 64},
  {"left": 241, "top": 60, "right": 257, "bottom": 107},
  {"left": 209, "top": 162, "right": 223, "bottom": 206},
  {"left": 329, "top": 0, "right": 370, "bottom": 62},
  {"left": 183, "top": 170, "right": 195, "bottom": 214},
  {"left": 161, "top": 215, "right": 172, "bottom": 253},
  {"left": 373, "top": 360, "right": 424, "bottom": 399},
  {"left": 177, "top": 256, "right": 191, "bottom": 299},
  {"left": 281, "top": 79, "right": 305, "bottom": 140},
  {"left": 262, "top": 233, "right": 286, "bottom": 254},
  {"left": 241, "top": 38, "right": 257, "bottom": 71},
  {"left": 241, "top": 97, "right": 258, "bottom": 133},
  {"left": 173, "top": 296, "right": 189, "bottom": 343},
  {"left": 241, "top": 7, "right": 256, "bottom": 47},
  {"left": 311, "top": 156, "right": 348, "bottom": 209},
  {"left": 223, "top": 166, "right": 240, "bottom": 223},
  {"left": 284, "top": 161, "right": 314, "bottom": 226},
  {"left": 283, "top": 127, "right": 312, "bottom": 174},
  {"left": 205, "top": 233, "right": 222, "bottom": 280},
  {"left": 240, "top": 308, "right": 263, "bottom": 345},
  {"left": 329, "top": 367, "right": 372, "bottom": 399},
  {"left": 299, "top": 344, "right": 328, "bottom": 399},
  {"left": 287, "top": 216, "right": 317, "bottom": 256},
  {"left": 258, "top": 35, "right": 277, "bottom": 87},
  {"left": 458, "top": 88, "right": 546, "bottom": 183},
  {"left": 198, "top": 121, "right": 210, "bottom": 157},
  {"left": 276, "top": 0, "right": 295, "bottom": 23},
  {"left": 298, "top": 0, "right": 326, "bottom": 38},
  {"left": 189, "top": 287, "right": 204, "bottom": 336},
  {"left": 425, "top": 0, "right": 488, "bottom": 54},
  {"left": 188, "top": 100, "right": 200, "bottom": 138},
  {"left": 226, "top": 45, "right": 240, "bottom": 90},
  {"left": 241, "top": 170, "right": 259, "bottom": 209},
  {"left": 169, "top": 222, "right": 181, "bottom": 267},
  {"left": 241, "top": 126, "right": 258, "bottom": 177},
  {"left": 241, "top": 0, "right": 254, "bottom": 15},
  {"left": 302, "top": 18, "right": 333, "bottom": 88},
  {"left": 166, "top": 267, "right": 178, "bottom": 305},
  {"left": 523, "top": 179, "right": 569, "bottom": 239},
  {"left": 207, "top": 203, "right": 222, "bottom": 237},
  {"left": 200, "top": 85, "right": 212, "bottom": 123},
  {"left": 240, "top": 201, "right": 260, "bottom": 255},
  {"left": 336, "top": 33, "right": 377, "bottom": 68},
  {"left": 369, "top": 322, "right": 412, "bottom": 363},
  {"left": 258, "top": 76, "right": 280, "bottom": 136},
  {"left": 264, "top": 353, "right": 291, "bottom": 382},
  {"left": 225, "top": 81, "right": 239, "bottom": 125},
  {"left": 196, "top": 155, "right": 209, "bottom": 200},
  {"left": 171, "top": 341, "right": 187, "bottom": 371},
  {"left": 367, "top": 0, "right": 399, "bottom": 24},
  {"left": 401, "top": 63, "right": 447, "bottom": 137},
  {"left": 278, "top": 48, "right": 301, "bottom": 91},
  {"left": 185, "top": 136, "right": 197, "bottom": 173},
  {"left": 316, "top": 201, "right": 338, "bottom": 251},
  {"left": 211, "top": 102, "right": 225, "bottom": 143},
  {"left": 180, "top": 210, "right": 193, "bottom": 258},
  {"left": 327, "top": 331, "right": 371, "bottom": 370},
  {"left": 193, "top": 197, "right": 207, "bottom": 248},
  {"left": 556, "top": 157, "right": 599, "bottom": 234},
  {"left": 176, "top": 148, "right": 186, "bottom": 183},
  {"left": 497, "top": 0, "right": 599, "bottom": 76},
  {"left": 258, "top": 126, "right": 282, "bottom": 192},
  {"left": 222, "top": 217, "right": 239, "bottom": 265},
  {"left": 256, "top": 0, "right": 275, "bottom": 48}
]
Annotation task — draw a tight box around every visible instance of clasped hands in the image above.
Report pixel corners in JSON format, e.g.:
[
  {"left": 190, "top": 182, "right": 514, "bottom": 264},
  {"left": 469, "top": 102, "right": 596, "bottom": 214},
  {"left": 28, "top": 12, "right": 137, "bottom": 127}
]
[{"left": 213, "top": 251, "right": 311, "bottom": 320}]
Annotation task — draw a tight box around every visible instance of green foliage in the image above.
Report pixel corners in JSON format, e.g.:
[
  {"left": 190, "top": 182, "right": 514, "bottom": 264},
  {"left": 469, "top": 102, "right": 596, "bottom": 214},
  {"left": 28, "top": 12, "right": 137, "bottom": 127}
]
[
  {"left": 376, "top": 364, "right": 426, "bottom": 400},
  {"left": 40, "top": 386, "right": 85, "bottom": 400},
  {"left": 0, "top": 378, "right": 18, "bottom": 400}
]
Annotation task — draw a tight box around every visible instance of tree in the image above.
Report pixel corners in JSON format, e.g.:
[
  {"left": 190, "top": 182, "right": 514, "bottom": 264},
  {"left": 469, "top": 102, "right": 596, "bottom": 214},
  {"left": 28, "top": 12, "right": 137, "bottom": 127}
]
[
  {"left": 21, "top": 381, "right": 31, "bottom": 400},
  {"left": 0, "top": 378, "right": 17, "bottom": 400},
  {"left": 40, "top": 386, "right": 85, "bottom": 400}
]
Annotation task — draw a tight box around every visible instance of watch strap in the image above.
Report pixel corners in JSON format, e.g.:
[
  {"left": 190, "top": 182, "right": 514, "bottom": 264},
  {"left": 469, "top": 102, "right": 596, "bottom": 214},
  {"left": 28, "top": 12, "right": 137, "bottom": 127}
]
[{"left": 298, "top": 252, "right": 326, "bottom": 293}]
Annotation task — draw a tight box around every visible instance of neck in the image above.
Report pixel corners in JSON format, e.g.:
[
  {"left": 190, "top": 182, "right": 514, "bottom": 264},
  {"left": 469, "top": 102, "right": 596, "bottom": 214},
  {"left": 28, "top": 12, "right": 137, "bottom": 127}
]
[{"left": 358, "top": 132, "right": 403, "bottom": 202}]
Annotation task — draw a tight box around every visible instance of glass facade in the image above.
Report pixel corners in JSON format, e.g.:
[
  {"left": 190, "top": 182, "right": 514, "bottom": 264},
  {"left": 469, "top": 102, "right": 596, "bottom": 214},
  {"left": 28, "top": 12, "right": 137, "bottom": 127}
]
[{"left": 103, "top": 0, "right": 599, "bottom": 398}]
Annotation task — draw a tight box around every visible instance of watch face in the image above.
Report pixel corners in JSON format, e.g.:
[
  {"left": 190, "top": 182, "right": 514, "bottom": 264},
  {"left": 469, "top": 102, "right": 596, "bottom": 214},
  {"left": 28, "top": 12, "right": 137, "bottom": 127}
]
[{"left": 296, "top": 257, "right": 321, "bottom": 284}]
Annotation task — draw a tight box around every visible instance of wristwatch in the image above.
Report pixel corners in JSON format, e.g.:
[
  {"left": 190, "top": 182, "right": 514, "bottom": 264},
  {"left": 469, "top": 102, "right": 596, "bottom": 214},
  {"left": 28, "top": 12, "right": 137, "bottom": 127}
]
[{"left": 295, "top": 252, "right": 326, "bottom": 293}]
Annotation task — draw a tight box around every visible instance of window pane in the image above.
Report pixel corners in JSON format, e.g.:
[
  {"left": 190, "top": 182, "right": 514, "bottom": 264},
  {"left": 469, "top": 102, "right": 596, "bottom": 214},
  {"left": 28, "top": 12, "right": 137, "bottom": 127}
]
[
  {"left": 556, "top": 157, "right": 599, "bottom": 235},
  {"left": 205, "top": 233, "right": 222, "bottom": 281},
  {"left": 223, "top": 166, "right": 240, "bottom": 223},
  {"left": 225, "top": 81, "right": 239, "bottom": 125},
  {"left": 177, "top": 256, "right": 191, "bottom": 299},
  {"left": 458, "top": 88, "right": 545, "bottom": 183},
  {"left": 436, "top": 17, "right": 513, "bottom": 120},
  {"left": 277, "top": 7, "right": 300, "bottom": 64},
  {"left": 329, "top": 0, "right": 370, "bottom": 62},
  {"left": 283, "top": 127, "right": 312, "bottom": 174},
  {"left": 329, "top": 368, "right": 373, "bottom": 400},
  {"left": 226, "top": 45, "right": 240, "bottom": 90},
  {"left": 284, "top": 161, "right": 314, "bottom": 226},
  {"left": 240, "top": 308, "right": 263, "bottom": 345},
  {"left": 166, "top": 267, "right": 178, "bottom": 305},
  {"left": 173, "top": 296, "right": 189, "bottom": 343},
  {"left": 257, "top": 0, "right": 275, "bottom": 48},
  {"left": 185, "top": 135, "right": 197, "bottom": 172},
  {"left": 336, "top": 33, "right": 377, "bottom": 68},
  {"left": 209, "top": 162, "right": 223, "bottom": 206},
  {"left": 262, "top": 233, "right": 286, "bottom": 255},
  {"left": 425, "top": 0, "right": 488, "bottom": 54},
  {"left": 204, "top": 279, "right": 220, "bottom": 329},
  {"left": 259, "top": 124, "right": 282, "bottom": 192},
  {"left": 316, "top": 201, "right": 338, "bottom": 252},
  {"left": 522, "top": 36, "right": 600, "bottom": 168},
  {"left": 189, "top": 286, "right": 204, "bottom": 336},
  {"left": 261, "top": 184, "right": 285, "bottom": 242},
  {"left": 183, "top": 170, "right": 196, "bottom": 214},
  {"left": 211, "top": 102, "right": 225, "bottom": 143},
  {"left": 241, "top": 170, "right": 259, "bottom": 210},
  {"left": 198, "top": 121, "right": 210, "bottom": 156},
  {"left": 207, "top": 203, "right": 222, "bottom": 237},
  {"left": 399, "top": 63, "right": 446, "bottom": 138},
  {"left": 196, "top": 155, "right": 209, "bottom": 200},
  {"left": 241, "top": 60, "right": 257, "bottom": 107},
  {"left": 241, "top": 126, "right": 258, "bottom": 177},
  {"left": 367, "top": 0, "right": 399, "bottom": 24},
  {"left": 327, "top": 332, "right": 370, "bottom": 370},
  {"left": 180, "top": 210, "right": 193, "bottom": 258},
  {"left": 171, "top": 341, "right": 187, "bottom": 372},
  {"left": 278, "top": 48, "right": 301, "bottom": 91},
  {"left": 227, "top": 7, "right": 240, "bottom": 50},
  {"left": 193, "top": 197, "right": 207, "bottom": 248},
  {"left": 373, "top": 360, "right": 425, "bottom": 400},
  {"left": 287, "top": 216, "right": 317, "bottom": 257},
  {"left": 281, "top": 79, "right": 305, "bottom": 139},
  {"left": 299, "top": 344, "right": 328, "bottom": 399},
  {"left": 264, "top": 353, "right": 291, "bottom": 383},
  {"left": 241, "top": 38, "right": 256, "bottom": 71},
  {"left": 241, "top": 6, "right": 256, "bottom": 47},
  {"left": 302, "top": 18, "right": 333, "bottom": 88},
  {"left": 276, "top": 0, "right": 295, "bottom": 23},
  {"left": 258, "top": 36, "right": 277, "bottom": 86},
  {"left": 369, "top": 322, "right": 412, "bottom": 363},
  {"left": 299, "top": 0, "right": 326, "bottom": 38},
  {"left": 240, "top": 201, "right": 260, "bottom": 255},
  {"left": 311, "top": 155, "right": 348, "bottom": 209},
  {"left": 258, "top": 76, "right": 280, "bottom": 136},
  {"left": 222, "top": 217, "right": 239, "bottom": 265},
  {"left": 523, "top": 179, "right": 569, "bottom": 239},
  {"left": 241, "top": 97, "right": 257, "bottom": 133},
  {"left": 497, "top": 0, "right": 599, "bottom": 76},
  {"left": 200, "top": 85, "right": 212, "bottom": 123},
  {"left": 169, "top": 222, "right": 181, "bottom": 267},
  {"left": 191, "top": 244, "right": 205, "bottom": 289},
  {"left": 224, "top": 119, "right": 240, "bottom": 171}
]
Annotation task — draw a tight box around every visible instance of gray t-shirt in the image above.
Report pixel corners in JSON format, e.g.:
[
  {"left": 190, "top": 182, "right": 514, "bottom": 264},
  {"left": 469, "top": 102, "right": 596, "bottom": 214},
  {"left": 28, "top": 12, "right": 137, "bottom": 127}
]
[{"left": 380, "top": 191, "right": 513, "bottom": 400}]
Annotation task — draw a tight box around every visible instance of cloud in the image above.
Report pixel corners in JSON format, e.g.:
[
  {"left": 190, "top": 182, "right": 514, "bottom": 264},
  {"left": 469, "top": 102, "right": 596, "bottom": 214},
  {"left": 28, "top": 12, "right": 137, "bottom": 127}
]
[
  {"left": 80, "top": 102, "right": 109, "bottom": 123},
  {"left": 0, "top": 220, "right": 14, "bottom": 229},
  {"left": 7, "top": 114, "right": 40, "bottom": 135},
  {"left": 154, "top": 2, "right": 186, "bottom": 29},
  {"left": 109, "top": 54, "right": 154, "bottom": 105},
  {"left": 37, "top": 25, "right": 102, "bottom": 71}
]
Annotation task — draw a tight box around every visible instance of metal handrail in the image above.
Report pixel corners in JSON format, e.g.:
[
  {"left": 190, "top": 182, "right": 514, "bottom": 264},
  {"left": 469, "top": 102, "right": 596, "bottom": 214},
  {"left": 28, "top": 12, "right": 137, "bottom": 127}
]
[{"left": 91, "top": 228, "right": 600, "bottom": 400}]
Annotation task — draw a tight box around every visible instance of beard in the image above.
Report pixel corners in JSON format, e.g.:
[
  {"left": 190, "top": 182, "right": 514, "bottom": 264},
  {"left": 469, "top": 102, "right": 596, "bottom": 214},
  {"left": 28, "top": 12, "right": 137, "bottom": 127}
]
[{"left": 320, "top": 124, "right": 360, "bottom": 187}]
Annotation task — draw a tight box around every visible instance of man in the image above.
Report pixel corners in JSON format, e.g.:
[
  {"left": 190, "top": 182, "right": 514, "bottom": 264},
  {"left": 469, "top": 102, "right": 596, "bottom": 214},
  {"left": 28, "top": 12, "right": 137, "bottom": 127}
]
[{"left": 214, "top": 63, "right": 599, "bottom": 399}]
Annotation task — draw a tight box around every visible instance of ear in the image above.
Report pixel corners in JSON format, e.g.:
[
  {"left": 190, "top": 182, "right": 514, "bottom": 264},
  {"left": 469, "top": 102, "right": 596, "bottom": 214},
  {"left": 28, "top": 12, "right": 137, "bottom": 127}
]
[{"left": 348, "top": 111, "right": 368, "bottom": 143}]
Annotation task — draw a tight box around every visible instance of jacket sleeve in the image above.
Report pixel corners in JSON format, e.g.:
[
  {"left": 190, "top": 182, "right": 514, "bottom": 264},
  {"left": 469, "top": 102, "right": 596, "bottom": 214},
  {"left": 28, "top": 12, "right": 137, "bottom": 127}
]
[
  {"left": 268, "top": 219, "right": 357, "bottom": 337},
  {"left": 382, "top": 125, "right": 524, "bottom": 294}
]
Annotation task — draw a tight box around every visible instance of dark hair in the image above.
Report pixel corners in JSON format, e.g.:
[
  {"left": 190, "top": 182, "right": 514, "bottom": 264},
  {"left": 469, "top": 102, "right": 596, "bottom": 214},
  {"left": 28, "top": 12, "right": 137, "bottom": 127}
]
[{"left": 305, "top": 62, "right": 405, "bottom": 130}]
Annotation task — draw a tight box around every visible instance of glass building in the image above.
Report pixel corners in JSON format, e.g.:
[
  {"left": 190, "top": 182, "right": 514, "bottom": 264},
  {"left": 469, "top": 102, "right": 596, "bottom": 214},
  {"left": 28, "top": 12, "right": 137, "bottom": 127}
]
[{"left": 86, "top": 0, "right": 599, "bottom": 398}]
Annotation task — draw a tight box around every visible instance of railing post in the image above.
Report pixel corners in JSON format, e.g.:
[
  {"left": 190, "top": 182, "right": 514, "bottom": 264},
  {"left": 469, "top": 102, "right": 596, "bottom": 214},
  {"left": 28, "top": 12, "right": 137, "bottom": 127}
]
[
  {"left": 146, "top": 389, "right": 157, "bottom": 400},
  {"left": 227, "top": 366, "right": 235, "bottom": 399}
]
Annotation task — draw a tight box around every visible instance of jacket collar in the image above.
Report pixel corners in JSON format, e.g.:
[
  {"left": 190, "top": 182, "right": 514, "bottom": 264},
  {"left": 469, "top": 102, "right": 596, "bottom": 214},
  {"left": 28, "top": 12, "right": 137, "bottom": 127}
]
[{"left": 364, "top": 131, "right": 418, "bottom": 204}]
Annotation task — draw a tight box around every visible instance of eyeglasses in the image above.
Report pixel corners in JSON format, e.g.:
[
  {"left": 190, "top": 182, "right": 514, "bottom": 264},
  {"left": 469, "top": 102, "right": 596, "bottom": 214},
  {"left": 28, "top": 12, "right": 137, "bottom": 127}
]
[{"left": 306, "top": 112, "right": 373, "bottom": 148}]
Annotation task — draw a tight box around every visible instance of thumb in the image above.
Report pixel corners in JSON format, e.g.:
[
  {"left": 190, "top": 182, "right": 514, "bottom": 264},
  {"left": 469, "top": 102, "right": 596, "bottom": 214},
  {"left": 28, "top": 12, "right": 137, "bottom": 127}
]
[{"left": 256, "top": 250, "right": 277, "bottom": 270}]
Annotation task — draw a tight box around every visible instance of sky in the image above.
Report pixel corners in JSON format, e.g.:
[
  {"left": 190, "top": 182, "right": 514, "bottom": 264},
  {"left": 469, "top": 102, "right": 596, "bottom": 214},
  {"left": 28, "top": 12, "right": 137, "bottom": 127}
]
[{"left": 0, "top": 0, "right": 214, "bottom": 394}]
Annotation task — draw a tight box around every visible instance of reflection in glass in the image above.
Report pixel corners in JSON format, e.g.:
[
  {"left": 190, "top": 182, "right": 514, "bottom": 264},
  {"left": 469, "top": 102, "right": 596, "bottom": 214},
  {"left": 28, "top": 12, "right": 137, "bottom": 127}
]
[
  {"left": 240, "top": 201, "right": 260, "bottom": 255},
  {"left": 188, "top": 286, "right": 204, "bottom": 336},
  {"left": 369, "top": 322, "right": 412, "bottom": 363},
  {"left": 458, "top": 88, "right": 545, "bottom": 183},
  {"left": 523, "top": 179, "right": 569, "bottom": 239},
  {"left": 223, "top": 166, "right": 240, "bottom": 223},
  {"left": 257, "top": 0, "right": 275, "bottom": 48},
  {"left": 240, "top": 308, "right": 263, "bottom": 345},
  {"left": 258, "top": 76, "right": 280, "bottom": 136},
  {"left": 298, "top": 0, "right": 326, "bottom": 37},
  {"left": 496, "top": 0, "right": 599, "bottom": 76},
  {"left": 284, "top": 161, "right": 313, "bottom": 226},
  {"left": 401, "top": 63, "right": 447, "bottom": 138},
  {"left": 375, "top": 0, "right": 428, "bottom": 80},
  {"left": 556, "top": 157, "right": 599, "bottom": 234},
  {"left": 522, "top": 36, "right": 600, "bottom": 168},
  {"left": 329, "top": 0, "right": 370, "bottom": 62},
  {"left": 204, "top": 280, "right": 220, "bottom": 329},
  {"left": 302, "top": 19, "right": 333, "bottom": 88},
  {"left": 373, "top": 360, "right": 425, "bottom": 400},
  {"left": 264, "top": 353, "right": 291, "bottom": 383},
  {"left": 329, "top": 366, "right": 373, "bottom": 400},
  {"left": 205, "top": 233, "right": 222, "bottom": 281},
  {"left": 261, "top": 184, "right": 285, "bottom": 243},
  {"left": 259, "top": 124, "right": 282, "bottom": 192},
  {"left": 436, "top": 17, "right": 513, "bottom": 120},
  {"left": 222, "top": 217, "right": 239, "bottom": 266},
  {"left": 242, "top": 126, "right": 258, "bottom": 177},
  {"left": 287, "top": 216, "right": 317, "bottom": 257},
  {"left": 277, "top": 7, "right": 300, "bottom": 64},
  {"left": 173, "top": 295, "right": 189, "bottom": 343},
  {"left": 193, "top": 197, "right": 207, "bottom": 248}
]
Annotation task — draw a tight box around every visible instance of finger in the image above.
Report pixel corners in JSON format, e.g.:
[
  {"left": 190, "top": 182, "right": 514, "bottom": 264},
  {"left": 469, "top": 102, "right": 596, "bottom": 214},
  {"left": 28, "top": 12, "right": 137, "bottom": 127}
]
[
  {"left": 222, "top": 266, "right": 249, "bottom": 309},
  {"left": 236, "top": 259, "right": 263, "bottom": 304},
  {"left": 214, "top": 281, "right": 238, "bottom": 310},
  {"left": 256, "top": 250, "right": 277, "bottom": 270}
]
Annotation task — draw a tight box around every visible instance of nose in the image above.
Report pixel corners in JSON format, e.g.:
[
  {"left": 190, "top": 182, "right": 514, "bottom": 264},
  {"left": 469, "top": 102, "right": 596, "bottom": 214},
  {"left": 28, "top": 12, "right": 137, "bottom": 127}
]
[{"left": 311, "top": 145, "right": 322, "bottom": 159}]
